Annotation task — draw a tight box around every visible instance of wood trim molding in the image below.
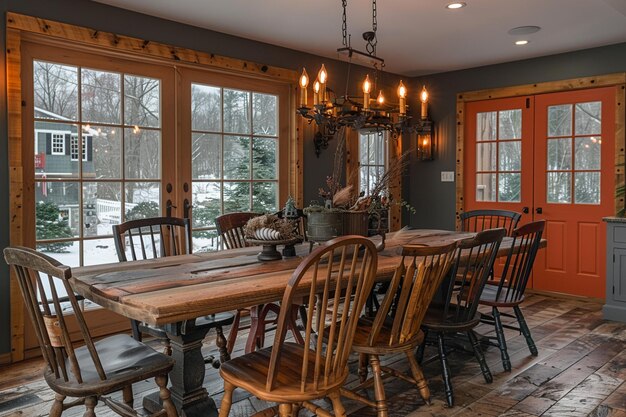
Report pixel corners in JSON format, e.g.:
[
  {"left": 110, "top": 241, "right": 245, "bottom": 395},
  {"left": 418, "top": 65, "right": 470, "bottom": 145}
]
[
  {"left": 389, "top": 133, "right": 403, "bottom": 232},
  {"left": 6, "top": 12, "right": 298, "bottom": 83},
  {"left": 455, "top": 73, "right": 626, "bottom": 230},
  {"left": 0, "top": 352, "right": 11, "bottom": 365},
  {"left": 7, "top": 28, "right": 25, "bottom": 363}
]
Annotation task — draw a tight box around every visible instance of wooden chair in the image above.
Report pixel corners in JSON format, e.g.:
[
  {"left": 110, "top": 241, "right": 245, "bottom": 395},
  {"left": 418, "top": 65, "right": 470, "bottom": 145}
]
[
  {"left": 218, "top": 235, "right": 378, "bottom": 417},
  {"left": 3, "top": 246, "right": 178, "bottom": 417},
  {"left": 340, "top": 241, "right": 459, "bottom": 416},
  {"left": 478, "top": 220, "right": 545, "bottom": 371},
  {"left": 420, "top": 228, "right": 506, "bottom": 407},
  {"left": 113, "top": 217, "right": 234, "bottom": 365},
  {"left": 460, "top": 209, "right": 522, "bottom": 236},
  {"left": 216, "top": 212, "right": 302, "bottom": 355}
]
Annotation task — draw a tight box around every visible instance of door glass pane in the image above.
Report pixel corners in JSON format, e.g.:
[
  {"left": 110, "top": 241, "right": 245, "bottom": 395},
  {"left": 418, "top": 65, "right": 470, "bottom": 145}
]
[
  {"left": 253, "top": 93, "right": 277, "bottom": 136},
  {"left": 498, "top": 173, "right": 521, "bottom": 202},
  {"left": 476, "top": 143, "right": 496, "bottom": 171},
  {"left": 253, "top": 138, "right": 277, "bottom": 180},
  {"left": 574, "top": 172, "right": 600, "bottom": 204},
  {"left": 224, "top": 136, "right": 250, "bottom": 180},
  {"left": 192, "top": 230, "right": 220, "bottom": 253},
  {"left": 476, "top": 112, "right": 497, "bottom": 141},
  {"left": 124, "top": 128, "right": 161, "bottom": 179},
  {"left": 223, "top": 89, "right": 251, "bottom": 134},
  {"left": 192, "top": 84, "right": 221, "bottom": 132},
  {"left": 91, "top": 127, "right": 121, "bottom": 179},
  {"left": 36, "top": 184, "right": 80, "bottom": 239},
  {"left": 476, "top": 173, "right": 496, "bottom": 202},
  {"left": 252, "top": 182, "right": 278, "bottom": 213},
  {"left": 34, "top": 61, "right": 79, "bottom": 121},
  {"left": 498, "top": 141, "right": 521, "bottom": 171},
  {"left": 83, "top": 238, "right": 119, "bottom": 266},
  {"left": 575, "top": 101, "right": 601, "bottom": 135},
  {"left": 81, "top": 69, "right": 121, "bottom": 125},
  {"left": 124, "top": 75, "right": 161, "bottom": 128},
  {"left": 83, "top": 182, "right": 122, "bottom": 236},
  {"left": 125, "top": 183, "right": 160, "bottom": 220},
  {"left": 574, "top": 137, "right": 601, "bottom": 170},
  {"left": 192, "top": 182, "right": 221, "bottom": 228},
  {"left": 547, "top": 172, "right": 571, "bottom": 203},
  {"left": 498, "top": 109, "right": 521, "bottom": 139},
  {"left": 548, "top": 104, "right": 572, "bottom": 137},
  {"left": 224, "top": 182, "right": 250, "bottom": 212},
  {"left": 35, "top": 122, "right": 79, "bottom": 178},
  {"left": 192, "top": 133, "right": 221, "bottom": 179},
  {"left": 547, "top": 138, "right": 572, "bottom": 170}
]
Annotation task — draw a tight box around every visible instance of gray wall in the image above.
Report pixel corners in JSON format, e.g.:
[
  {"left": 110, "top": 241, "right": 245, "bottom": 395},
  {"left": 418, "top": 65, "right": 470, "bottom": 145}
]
[
  {"left": 0, "top": 0, "right": 404, "bottom": 355},
  {"left": 404, "top": 42, "right": 626, "bottom": 230}
]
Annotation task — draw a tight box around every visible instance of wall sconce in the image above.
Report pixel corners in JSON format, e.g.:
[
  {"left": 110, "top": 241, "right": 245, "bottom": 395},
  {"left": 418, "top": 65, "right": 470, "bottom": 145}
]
[
  {"left": 415, "top": 85, "right": 434, "bottom": 161},
  {"left": 416, "top": 119, "right": 434, "bottom": 161}
]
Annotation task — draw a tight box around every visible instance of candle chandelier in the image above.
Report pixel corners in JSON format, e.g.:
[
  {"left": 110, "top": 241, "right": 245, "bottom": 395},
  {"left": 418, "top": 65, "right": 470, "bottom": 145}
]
[{"left": 298, "top": 0, "right": 421, "bottom": 156}]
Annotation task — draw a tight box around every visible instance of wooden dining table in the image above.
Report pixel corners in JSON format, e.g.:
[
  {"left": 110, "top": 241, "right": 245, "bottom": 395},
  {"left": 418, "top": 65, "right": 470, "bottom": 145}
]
[{"left": 70, "top": 228, "right": 542, "bottom": 417}]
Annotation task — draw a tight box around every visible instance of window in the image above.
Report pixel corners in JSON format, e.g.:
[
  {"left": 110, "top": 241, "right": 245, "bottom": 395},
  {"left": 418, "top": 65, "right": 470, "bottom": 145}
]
[
  {"left": 190, "top": 83, "right": 280, "bottom": 251},
  {"left": 51, "top": 133, "right": 65, "bottom": 154},
  {"left": 70, "top": 134, "right": 88, "bottom": 161},
  {"left": 358, "top": 131, "right": 387, "bottom": 196},
  {"left": 475, "top": 109, "right": 522, "bottom": 202}
]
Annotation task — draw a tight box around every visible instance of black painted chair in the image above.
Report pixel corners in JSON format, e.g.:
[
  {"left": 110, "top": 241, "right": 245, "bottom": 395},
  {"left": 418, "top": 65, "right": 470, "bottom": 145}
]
[
  {"left": 478, "top": 220, "right": 545, "bottom": 371},
  {"left": 113, "top": 216, "right": 235, "bottom": 366},
  {"left": 460, "top": 209, "right": 522, "bottom": 236},
  {"left": 420, "top": 228, "right": 506, "bottom": 407}
]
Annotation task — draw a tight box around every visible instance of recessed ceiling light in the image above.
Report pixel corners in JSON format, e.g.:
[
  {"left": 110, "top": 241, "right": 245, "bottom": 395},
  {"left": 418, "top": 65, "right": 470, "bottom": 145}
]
[
  {"left": 508, "top": 26, "right": 541, "bottom": 36},
  {"left": 515, "top": 40, "right": 530, "bottom": 46},
  {"left": 446, "top": 2, "right": 466, "bottom": 9}
]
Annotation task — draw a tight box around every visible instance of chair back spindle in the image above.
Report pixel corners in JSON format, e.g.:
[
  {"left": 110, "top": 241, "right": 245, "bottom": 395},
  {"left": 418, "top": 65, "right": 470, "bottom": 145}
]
[
  {"left": 265, "top": 236, "right": 378, "bottom": 393},
  {"left": 369, "top": 242, "right": 459, "bottom": 347},
  {"left": 4, "top": 247, "right": 106, "bottom": 384},
  {"left": 460, "top": 209, "right": 521, "bottom": 236}
]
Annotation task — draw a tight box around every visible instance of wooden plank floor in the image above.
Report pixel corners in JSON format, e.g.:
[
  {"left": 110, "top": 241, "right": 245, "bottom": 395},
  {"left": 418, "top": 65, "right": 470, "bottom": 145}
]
[{"left": 0, "top": 293, "right": 625, "bottom": 417}]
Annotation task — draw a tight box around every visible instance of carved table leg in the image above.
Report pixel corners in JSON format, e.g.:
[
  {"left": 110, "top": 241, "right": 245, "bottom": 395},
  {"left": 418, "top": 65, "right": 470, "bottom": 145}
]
[{"left": 144, "top": 321, "right": 217, "bottom": 417}]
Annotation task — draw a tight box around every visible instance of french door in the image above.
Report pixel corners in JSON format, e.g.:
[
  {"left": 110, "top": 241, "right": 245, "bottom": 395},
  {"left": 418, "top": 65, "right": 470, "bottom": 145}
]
[
  {"left": 465, "top": 87, "right": 617, "bottom": 298},
  {"left": 22, "top": 42, "right": 176, "bottom": 356}
]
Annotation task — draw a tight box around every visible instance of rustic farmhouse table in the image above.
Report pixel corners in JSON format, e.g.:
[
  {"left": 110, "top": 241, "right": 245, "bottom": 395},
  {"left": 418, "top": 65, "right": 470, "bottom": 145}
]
[{"left": 70, "top": 229, "right": 534, "bottom": 417}]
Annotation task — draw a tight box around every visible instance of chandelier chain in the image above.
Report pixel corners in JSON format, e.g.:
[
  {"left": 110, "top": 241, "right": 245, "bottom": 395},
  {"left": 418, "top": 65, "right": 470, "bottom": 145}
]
[
  {"left": 366, "top": 0, "right": 378, "bottom": 56},
  {"left": 342, "top": 0, "right": 348, "bottom": 47}
]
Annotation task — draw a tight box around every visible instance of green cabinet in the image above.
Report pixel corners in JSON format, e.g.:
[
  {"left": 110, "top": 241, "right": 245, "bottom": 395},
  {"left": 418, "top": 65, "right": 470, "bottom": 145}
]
[{"left": 603, "top": 218, "right": 626, "bottom": 322}]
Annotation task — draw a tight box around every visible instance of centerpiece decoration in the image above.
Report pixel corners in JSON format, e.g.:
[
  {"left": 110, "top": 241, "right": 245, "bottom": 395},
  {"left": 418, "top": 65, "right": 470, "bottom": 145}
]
[
  {"left": 304, "top": 128, "right": 413, "bottom": 250},
  {"left": 243, "top": 214, "right": 302, "bottom": 261}
]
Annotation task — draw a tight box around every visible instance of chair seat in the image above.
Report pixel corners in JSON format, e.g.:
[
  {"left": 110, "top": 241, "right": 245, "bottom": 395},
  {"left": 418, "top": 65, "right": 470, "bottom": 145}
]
[
  {"left": 421, "top": 304, "right": 481, "bottom": 332},
  {"left": 139, "top": 312, "right": 235, "bottom": 339},
  {"left": 46, "top": 334, "right": 174, "bottom": 397},
  {"left": 220, "top": 342, "right": 347, "bottom": 403},
  {"left": 479, "top": 284, "right": 524, "bottom": 307}
]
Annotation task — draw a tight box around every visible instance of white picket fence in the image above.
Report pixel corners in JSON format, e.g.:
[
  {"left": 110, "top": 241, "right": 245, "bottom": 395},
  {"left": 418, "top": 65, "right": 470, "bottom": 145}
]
[{"left": 96, "top": 199, "right": 137, "bottom": 224}]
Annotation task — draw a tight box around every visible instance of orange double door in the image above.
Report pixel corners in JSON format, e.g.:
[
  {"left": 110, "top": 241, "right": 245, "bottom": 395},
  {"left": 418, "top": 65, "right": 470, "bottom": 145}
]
[{"left": 465, "top": 87, "right": 617, "bottom": 298}]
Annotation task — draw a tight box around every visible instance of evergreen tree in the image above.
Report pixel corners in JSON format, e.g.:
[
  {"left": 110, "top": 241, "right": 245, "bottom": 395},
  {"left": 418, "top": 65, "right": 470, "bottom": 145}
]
[
  {"left": 125, "top": 201, "right": 159, "bottom": 221},
  {"left": 36, "top": 201, "right": 73, "bottom": 253}
]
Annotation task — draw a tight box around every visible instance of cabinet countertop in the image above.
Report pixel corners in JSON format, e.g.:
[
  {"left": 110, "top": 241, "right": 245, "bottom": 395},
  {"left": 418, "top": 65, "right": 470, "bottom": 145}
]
[{"left": 603, "top": 216, "right": 626, "bottom": 223}]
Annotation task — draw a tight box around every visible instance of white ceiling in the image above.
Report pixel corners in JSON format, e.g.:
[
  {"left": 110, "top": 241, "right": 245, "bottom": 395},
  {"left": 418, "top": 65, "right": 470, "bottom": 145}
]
[{"left": 93, "top": 0, "right": 626, "bottom": 76}]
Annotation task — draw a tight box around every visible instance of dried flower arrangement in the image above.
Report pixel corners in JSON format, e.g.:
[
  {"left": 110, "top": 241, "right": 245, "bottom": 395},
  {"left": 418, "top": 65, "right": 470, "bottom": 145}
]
[{"left": 243, "top": 214, "right": 299, "bottom": 241}]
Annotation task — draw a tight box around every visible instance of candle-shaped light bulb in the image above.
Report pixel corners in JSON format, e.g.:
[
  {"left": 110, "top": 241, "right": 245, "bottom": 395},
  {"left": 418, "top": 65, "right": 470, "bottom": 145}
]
[
  {"left": 299, "top": 68, "right": 309, "bottom": 107},
  {"left": 420, "top": 85, "right": 429, "bottom": 119},
  {"left": 377, "top": 90, "right": 385, "bottom": 106},
  {"left": 313, "top": 79, "right": 320, "bottom": 106},
  {"left": 300, "top": 68, "right": 309, "bottom": 107},
  {"left": 398, "top": 80, "right": 407, "bottom": 116},
  {"left": 318, "top": 64, "right": 328, "bottom": 102},
  {"left": 362, "top": 75, "right": 372, "bottom": 110}
]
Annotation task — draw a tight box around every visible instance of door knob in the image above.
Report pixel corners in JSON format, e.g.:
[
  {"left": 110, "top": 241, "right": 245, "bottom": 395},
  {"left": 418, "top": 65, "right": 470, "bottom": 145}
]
[
  {"left": 166, "top": 200, "right": 177, "bottom": 217},
  {"left": 522, "top": 207, "right": 529, "bottom": 214},
  {"left": 184, "top": 199, "right": 192, "bottom": 218},
  {"left": 535, "top": 207, "right": 543, "bottom": 214}
]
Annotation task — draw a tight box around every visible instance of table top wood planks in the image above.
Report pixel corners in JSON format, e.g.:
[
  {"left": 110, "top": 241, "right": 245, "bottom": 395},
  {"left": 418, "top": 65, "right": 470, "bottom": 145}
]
[{"left": 70, "top": 229, "right": 539, "bottom": 326}]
